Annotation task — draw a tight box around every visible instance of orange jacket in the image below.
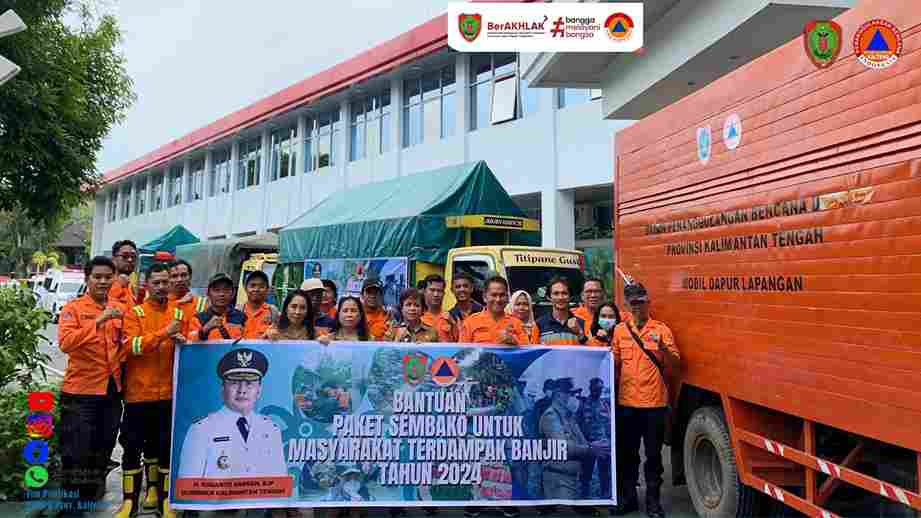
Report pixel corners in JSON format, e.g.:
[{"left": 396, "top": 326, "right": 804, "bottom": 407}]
[
  {"left": 573, "top": 305, "right": 633, "bottom": 335},
  {"left": 122, "top": 298, "right": 193, "bottom": 403},
  {"left": 611, "top": 319, "right": 679, "bottom": 408},
  {"left": 109, "top": 281, "right": 141, "bottom": 307},
  {"left": 422, "top": 311, "right": 457, "bottom": 342},
  {"left": 58, "top": 295, "right": 124, "bottom": 395},
  {"left": 241, "top": 302, "right": 279, "bottom": 339},
  {"left": 169, "top": 292, "right": 208, "bottom": 316},
  {"left": 459, "top": 310, "right": 528, "bottom": 345},
  {"left": 364, "top": 305, "right": 390, "bottom": 340}
]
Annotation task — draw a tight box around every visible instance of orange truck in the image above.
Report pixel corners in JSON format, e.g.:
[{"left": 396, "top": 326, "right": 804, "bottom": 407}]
[{"left": 613, "top": 2, "right": 921, "bottom": 517}]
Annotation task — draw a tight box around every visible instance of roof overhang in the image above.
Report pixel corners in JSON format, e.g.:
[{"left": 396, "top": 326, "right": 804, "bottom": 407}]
[{"left": 523, "top": 0, "right": 854, "bottom": 120}]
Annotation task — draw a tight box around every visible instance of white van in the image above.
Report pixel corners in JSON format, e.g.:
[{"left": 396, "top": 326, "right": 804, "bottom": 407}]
[{"left": 42, "top": 269, "right": 85, "bottom": 322}]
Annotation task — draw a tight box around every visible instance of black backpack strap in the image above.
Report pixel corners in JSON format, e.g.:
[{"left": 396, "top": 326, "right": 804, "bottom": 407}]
[{"left": 626, "top": 323, "right": 665, "bottom": 378}]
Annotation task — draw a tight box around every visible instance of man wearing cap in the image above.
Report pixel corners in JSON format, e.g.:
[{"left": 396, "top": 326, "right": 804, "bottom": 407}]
[
  {"left": 117, "top": 262, "right": 194, "bottom": 518},
  {"left": 610, "top": 283, "right": 679, "bottom": 518},
  {"left": 241, "top": 270, "right": 280, "bottom": 339},
  {"left": 301, "top": 278, "right": 337, "bottom": 336},
  {"left": 190, "top": 273, "right": 250, "bottom": 341},
  {"left": 576, "top": 377, "right": 613, "bottom": 501},
  {"left": 361, "top": 277, "right": 392, "bottom": 339},
  {"left": 539, "top": 377, "right": 609, "bottom": 510},
  {"left": 177, "top": 348, "right": 287, "bottom": 478}
]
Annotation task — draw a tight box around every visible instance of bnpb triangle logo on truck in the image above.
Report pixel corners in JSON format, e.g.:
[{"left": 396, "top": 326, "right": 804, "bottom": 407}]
[{"left": 854, "top": 18, "right": 902, "bottom": 69}]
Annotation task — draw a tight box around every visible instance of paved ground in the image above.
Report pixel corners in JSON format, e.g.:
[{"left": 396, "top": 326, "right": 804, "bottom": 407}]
[{"left": 5, "top": 324, "right": 698, "bottom": 518}]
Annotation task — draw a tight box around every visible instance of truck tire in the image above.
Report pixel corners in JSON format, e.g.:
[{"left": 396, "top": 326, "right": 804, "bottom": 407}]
[{"left": 684, "top": 406, "right": 759, "bottom": 517}]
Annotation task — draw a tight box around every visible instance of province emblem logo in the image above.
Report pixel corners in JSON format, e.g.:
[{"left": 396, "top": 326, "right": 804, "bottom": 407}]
[
  {"left": 403, "top": 353, "right": 429, "bottom": 385},
  {"left": 459, "top": 13, "right": 482, "bottom": 43},
  {"left": 803, "top": 20, "right": 842, "bottom": 69}
]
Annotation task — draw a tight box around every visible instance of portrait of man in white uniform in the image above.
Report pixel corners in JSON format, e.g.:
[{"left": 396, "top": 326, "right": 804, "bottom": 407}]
[{"left": 178, "top": 348, "right": 287, "bottom": 478}]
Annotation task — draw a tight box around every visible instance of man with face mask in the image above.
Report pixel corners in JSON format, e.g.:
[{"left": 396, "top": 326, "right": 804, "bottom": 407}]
[
  {"left": 177, "top": 348, "right": 286, "bottom": 478},
  {"left": 538, "top": 378, "right": 609, "bottom": 509},
  {"left": 576, "top": 378, "right": 612, "bottom": 500}
]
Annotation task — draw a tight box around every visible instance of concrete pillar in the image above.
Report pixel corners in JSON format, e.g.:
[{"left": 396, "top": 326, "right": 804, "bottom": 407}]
[
  {"left": 541, "top": 189, "right": 575, "bottom": 249},
  {"left": 391, "top": 76, "right": 403, "bottom": 176},
  {"left": 229, "top": 140, "right": 240, "bottom": 235},
  {"left": 341, "top": 99, "right": 351, "bottom": 189},
  {"left": 92, "top": 194, "right": 105, "bottom": 256},
  {"left": 296, "top": 113, "right": 309, "bottom": 213},
  {"left": 260, "top": 127, "right": 271, "bottom": 234},
  {"left": 203, "top": 150, "right": 212, "bottom": 236},
  {"left": 457, "top": 53, "right": 471, "bottom": 163}
]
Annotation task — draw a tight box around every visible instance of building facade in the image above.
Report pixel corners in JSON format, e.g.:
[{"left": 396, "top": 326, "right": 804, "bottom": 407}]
[{"left": 92, "top": 16, "right": 629, "bottom": 263}]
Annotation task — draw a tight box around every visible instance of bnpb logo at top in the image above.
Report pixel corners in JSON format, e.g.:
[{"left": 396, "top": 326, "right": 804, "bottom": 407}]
[
  {"left": 604, "top": 13, "right": 634, "bottom": 42},
  {"left": 459, "top": 13, "right": 482, "bottom": 43},
  {"left": 853, "top": 18, "right": 902, "bottom": 70}
]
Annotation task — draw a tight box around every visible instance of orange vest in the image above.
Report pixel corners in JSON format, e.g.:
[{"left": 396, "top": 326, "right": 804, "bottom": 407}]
[
  {"left": 58, "top": 295, "right": 124, "bottom": 395},
  {"left": 122, "top": 298, "right": 193, "bottom": 403},
  {"left": 611, "top": 319, "right": 679, "bottom": 408},
  {"left": 364, "top": 306, "right": 390, "bottom": 339}
]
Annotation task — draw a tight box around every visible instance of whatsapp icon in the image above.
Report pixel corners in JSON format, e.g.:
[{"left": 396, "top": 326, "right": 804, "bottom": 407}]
[{"left": 24, "top": 466, "right": 48, "bottom": 488}]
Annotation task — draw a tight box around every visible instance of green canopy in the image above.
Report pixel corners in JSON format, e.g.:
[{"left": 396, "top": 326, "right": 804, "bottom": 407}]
[
  {"left": 175, "top": 233, "right": 278, "bottom": 292},
  {"left": 279, "top": 161, "right": 538, "bottom": 264},
  {"left": 138, "top": 225, "right": 200, "bottom": 253}
]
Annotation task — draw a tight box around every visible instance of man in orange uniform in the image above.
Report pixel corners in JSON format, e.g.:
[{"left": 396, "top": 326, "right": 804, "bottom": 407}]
[
  {"left": 109, "top": 240, "right": 142, "bottom": 306},
  {"left": 58, "top": 256, "right": 124, "bottom": 511},
  {"left": 610, "top": 283, "right": 679, "bottom": 518},
  {"left": 445, "top": 272, "right": 483, "bottom": 342},
  {"left": 168, "top": 259, "right": 208, "bottom": 314},
  {"left": 117, "top": 262, "right": 193, "bottom": 518},
  {"left": 459, "top": 275, "right": 527, "bottom": 345},
  {"left": 240, "top": 271, "right": 279, "bottom": 338},
  {"left": 574, "top": 278, "right": 632, "bottom": 332},
  {"left": 190, "top": 274, "right": 250, "bottom": 341},
  {"left": 419, "top": 274, "right": 456, "bottom": 342},
  {"left": 361, "top": 277, "right": 393, "bottom": 339},
  {"left": 321, "top": 279, "right": 338, "bottom": 319}
]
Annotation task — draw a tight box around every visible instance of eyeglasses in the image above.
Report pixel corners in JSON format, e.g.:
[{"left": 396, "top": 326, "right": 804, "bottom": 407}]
[{"left": 115, "top": 254, "right": 137, "bottom": 260}]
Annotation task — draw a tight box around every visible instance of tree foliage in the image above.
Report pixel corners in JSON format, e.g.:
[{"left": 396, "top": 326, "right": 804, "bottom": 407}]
[
  {"left": 0, "top": 209, "right": 65, "bottom": 275},
  {"left": 0, "top": 0, "right": 135, "bottom": 224},
  {"left": 0, "top": 286, "right": 51, "bottom": 389}
]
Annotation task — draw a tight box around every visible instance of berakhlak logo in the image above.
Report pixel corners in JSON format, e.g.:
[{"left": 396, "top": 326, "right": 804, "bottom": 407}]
[
  {"left": 458, "top": 13, "right": 482, "bottom": 43},
  {"left": 403, "top": 353, "right": 429, "bottom": 385},
  {"left": 854, "top": 19, "right": 902, "bottom": 70},
  {"left": 803, "top": 20, "right": 842, "bottom": 69},
  {"left": 550, "top": 16, "right": 564, "bottom": 38},
  {"left": 697, "top": 125, "right": 712, "bottom": 164},
  {"left": 430, "top": 357, "right": 460, "bottom": 387},
  {"left": 604, "top": 13, "right": 634, "bottom": 42},
  {"left": 26, "top": 414, "right": 54, "bottom": 438}
]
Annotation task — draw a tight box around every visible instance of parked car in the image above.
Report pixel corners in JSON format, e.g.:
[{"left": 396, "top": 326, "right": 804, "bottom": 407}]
[{"left": 41, "top": 269, "right": 85, "bottom": 323}]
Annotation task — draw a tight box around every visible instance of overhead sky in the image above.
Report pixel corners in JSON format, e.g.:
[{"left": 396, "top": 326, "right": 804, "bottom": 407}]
[{"left": 96, "top": 0, "right": 451, "bottom": 175}]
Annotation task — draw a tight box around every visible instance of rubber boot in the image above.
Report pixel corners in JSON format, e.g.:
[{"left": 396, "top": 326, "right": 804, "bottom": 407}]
[
  {"left": 142, "top": 458, "right": 160, "bottom": 512},
  {"left": 114, "top": 469, "right": 143, "bottom": 518},
  {"left": 158, "top": 468, "right": 176, "bottom": 518},
  {"left": 645, "top": 485, "right": 665, "bottom": 518}
]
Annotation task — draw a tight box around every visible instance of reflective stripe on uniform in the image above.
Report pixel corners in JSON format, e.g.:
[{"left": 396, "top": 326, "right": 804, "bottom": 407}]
[
  {"left": 132, "top": 336, "right": 142, "bottom": 356},
  {"left": 174, "top": 308, "right": 184, "bottom": 320},
  {"left": 196, "top": 297, "right": 207, "bottom": 312},
  {"left": 132, "top": 306, "right": 145, "bottom": 317}
]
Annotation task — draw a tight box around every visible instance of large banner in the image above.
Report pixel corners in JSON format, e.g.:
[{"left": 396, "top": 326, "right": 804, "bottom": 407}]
[
  {"left": 304, "top": 257, "right": 409, "bottom": 308},
  {"left": 170, "top": 340, "right": 615, "bottom": 511}
]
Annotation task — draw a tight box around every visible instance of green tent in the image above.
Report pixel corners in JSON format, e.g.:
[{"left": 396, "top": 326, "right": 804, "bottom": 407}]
[
  {"left": 279, "top": 161, "right": 539, "bottom": 264},
  {"left": 138, "top": 225, "right": 200, "bottom": 253}
]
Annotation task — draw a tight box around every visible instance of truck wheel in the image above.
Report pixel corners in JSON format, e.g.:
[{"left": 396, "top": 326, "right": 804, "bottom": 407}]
[{"left": 684, "top": 406, "right": 759, "bottom": 517}]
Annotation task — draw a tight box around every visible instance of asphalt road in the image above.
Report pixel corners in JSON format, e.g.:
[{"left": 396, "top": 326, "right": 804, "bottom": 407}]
[{"left": 14, "top": 325, "right": 699, "bottom": 518}]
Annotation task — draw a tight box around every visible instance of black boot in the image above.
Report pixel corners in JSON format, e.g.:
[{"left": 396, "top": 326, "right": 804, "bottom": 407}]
[
  {"left": 610, "top": 487, "right": 639, "bottom": 516},
  {"left": 645, "top": 485, "right": 665, "bottom": 518}
]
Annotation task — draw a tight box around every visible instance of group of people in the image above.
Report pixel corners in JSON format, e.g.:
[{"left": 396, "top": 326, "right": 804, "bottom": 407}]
[{"left": 56, "top": 238, "right": 680, "bottom": 518}]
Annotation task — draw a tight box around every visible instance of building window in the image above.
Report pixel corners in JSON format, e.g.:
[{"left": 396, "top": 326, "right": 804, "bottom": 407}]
[
  {"left": 120, "top": 184, "right": 131, "bottom": 219},
  {"left": 134, "top": 178, "right": 146, "bottom": 216},
  {"left": 151, "top": 173, "right": 163, "bottom": 211},
  {"left": 188, "top": 158, "right": 205, "bottom": 201},
  {"left": 304, "top": 108, "right": 341, "bottom": 172},
  {"left": 470, "top": 53, "right": 537, "bottom": 130},
  {"left": 558, "top": 88, "right": 603, "bottom": 109},
  {"left": 167, "top": 166, "right": 183, "bottom": 207},
  {"left": 350, "top": 90, "right": 391, "bottom": 161},
  {"left": 270, "top": 127, "right": 297, "bottom": 181},
  {"left": 237, "top": 137, "right": 262, "bottom": 190},
  {"left": 402, "top": 64, "right": 455, "bottom": 149},
  {"left": 209, "top": 149, "right": 232, "bottom": 196},
  {"left": 107, "top": 191, "right": 117, "bottom": 222}
]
